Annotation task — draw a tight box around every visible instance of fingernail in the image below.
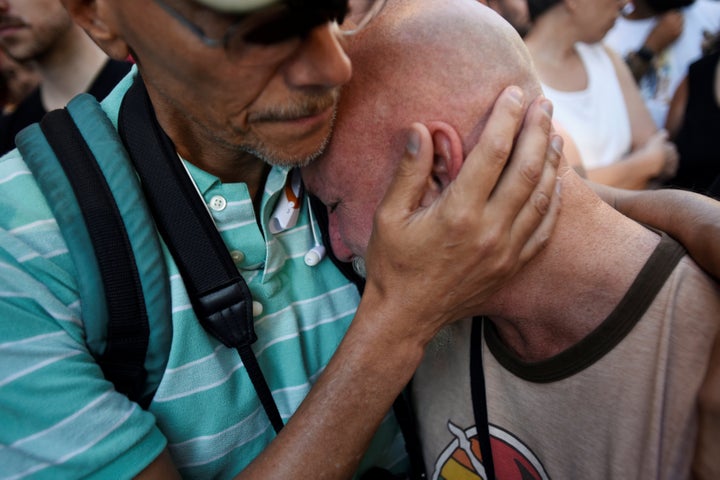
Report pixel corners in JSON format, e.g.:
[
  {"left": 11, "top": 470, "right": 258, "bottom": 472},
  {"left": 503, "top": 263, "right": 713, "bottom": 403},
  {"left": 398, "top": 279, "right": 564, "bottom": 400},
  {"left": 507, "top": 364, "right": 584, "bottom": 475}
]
[
  {"left": 406, "top": 129, "right": 420, "bottom": 156},
  {"left": 540, "top": 97, "right": 553, "bottom": 117},
  {"left": 508, "top": 86, "right": 524, "bottom": 104},
  {"left": 551, "top": 135, "right": 563, "bottom": 155}
]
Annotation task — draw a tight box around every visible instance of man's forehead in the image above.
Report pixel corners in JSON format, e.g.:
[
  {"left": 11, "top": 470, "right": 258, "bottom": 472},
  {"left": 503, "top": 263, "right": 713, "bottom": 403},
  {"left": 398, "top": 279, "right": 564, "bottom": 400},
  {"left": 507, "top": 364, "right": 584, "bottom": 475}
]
[{"left": 193, "top": 0, "right": 280, "bottom": 13}]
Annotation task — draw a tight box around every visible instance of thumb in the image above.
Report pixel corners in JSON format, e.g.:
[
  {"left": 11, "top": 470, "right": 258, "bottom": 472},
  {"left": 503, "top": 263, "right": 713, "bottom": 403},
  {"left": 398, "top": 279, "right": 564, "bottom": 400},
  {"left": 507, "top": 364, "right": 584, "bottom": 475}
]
[{"left": 377, "top": 122, "right": 435, "bottom": 218}]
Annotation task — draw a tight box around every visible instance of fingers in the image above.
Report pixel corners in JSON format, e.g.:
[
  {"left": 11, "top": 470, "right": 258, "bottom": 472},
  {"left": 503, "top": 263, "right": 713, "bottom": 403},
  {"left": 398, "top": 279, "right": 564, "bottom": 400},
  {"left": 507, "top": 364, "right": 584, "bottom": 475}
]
[
  {"left": 518, "top": 181, "right": 561, "bottom": 264},
  {"left": 488, "top": 95, "right": 555, "bottom": 223},
  {"left": 446, "top": 86, "right": 527, "bottom": 208},
  {"left": 374, "top": 123, "right": 435, "bottom": 221},
  {"left": 655, "top": 128, "right": 669, "bottom": 141},
  {"left": 515, "top": 134, "right": 564, "bottom": 264}
]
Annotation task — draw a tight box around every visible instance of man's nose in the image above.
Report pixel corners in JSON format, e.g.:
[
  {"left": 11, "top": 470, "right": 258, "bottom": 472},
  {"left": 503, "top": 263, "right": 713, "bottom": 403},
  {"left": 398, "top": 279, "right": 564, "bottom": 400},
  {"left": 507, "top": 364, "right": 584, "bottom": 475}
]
[{"left": 283, "top": 22, "right": 352, "bottom": 89}]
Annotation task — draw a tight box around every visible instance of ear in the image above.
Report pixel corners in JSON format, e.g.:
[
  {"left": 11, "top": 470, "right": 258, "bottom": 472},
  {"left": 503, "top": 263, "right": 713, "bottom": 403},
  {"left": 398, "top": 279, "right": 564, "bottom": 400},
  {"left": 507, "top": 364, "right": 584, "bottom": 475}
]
[
  {"left": 61, "top": 0, "right": 131, "bottom": 60},
  {"left": 414, "top": 121, "right": 463, "bottom": 207},
  {"left": 426, "top": 120, "right": 464, "bottom": 189}
]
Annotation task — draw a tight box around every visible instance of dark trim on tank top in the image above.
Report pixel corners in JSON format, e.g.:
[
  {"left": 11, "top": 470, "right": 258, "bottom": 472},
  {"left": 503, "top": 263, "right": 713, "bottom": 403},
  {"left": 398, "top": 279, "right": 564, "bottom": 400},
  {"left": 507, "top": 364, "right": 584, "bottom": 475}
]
[{"left": 483, "top": 232, "right": 686, "bottom": 383}]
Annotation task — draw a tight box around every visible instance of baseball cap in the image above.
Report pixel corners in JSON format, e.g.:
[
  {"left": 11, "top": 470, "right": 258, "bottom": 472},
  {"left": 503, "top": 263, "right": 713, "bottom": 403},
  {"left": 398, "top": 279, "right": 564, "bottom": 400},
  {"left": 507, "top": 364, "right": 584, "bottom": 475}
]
[{"left": 193, "top": 0, "right": 281, "bottom": 13}]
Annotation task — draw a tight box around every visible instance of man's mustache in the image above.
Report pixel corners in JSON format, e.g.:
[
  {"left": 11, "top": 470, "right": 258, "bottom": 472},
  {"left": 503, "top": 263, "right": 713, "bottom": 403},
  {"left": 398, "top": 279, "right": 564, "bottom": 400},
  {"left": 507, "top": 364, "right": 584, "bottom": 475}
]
[
  {"left": 248, "top": 90, "right": 339, "bottom": 123},
  {"left": 0, "top": 17, "right": 27, "bottom": 30}
]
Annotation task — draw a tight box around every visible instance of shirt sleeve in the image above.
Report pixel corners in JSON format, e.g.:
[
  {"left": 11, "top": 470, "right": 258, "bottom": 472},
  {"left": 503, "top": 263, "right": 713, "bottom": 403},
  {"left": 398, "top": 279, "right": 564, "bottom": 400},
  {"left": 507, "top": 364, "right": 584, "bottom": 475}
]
[{"left": 0, "top": 157, "right": 167, "bottom": 479}]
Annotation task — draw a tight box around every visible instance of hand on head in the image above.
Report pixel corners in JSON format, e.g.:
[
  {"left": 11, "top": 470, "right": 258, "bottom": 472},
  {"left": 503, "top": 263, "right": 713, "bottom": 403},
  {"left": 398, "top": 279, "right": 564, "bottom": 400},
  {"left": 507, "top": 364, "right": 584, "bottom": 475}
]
[{"left": 362, "top": 88, "right": 562, "bottom": 332}]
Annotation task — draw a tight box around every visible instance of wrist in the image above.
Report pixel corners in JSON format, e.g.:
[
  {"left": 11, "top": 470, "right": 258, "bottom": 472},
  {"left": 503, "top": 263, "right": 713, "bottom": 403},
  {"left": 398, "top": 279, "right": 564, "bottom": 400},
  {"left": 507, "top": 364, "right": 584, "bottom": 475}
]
[
  {"left": 636, "top": 45, "right": 656, "bottom": 62},
  {"left": 357, "top": 278, "right": 441, "bottom": 355},
  {"left": 625, "top": 47, "right": 655, "bottom": 81},
  {"left": 626, "top": 46, "right": 655, "bottom": 66}
]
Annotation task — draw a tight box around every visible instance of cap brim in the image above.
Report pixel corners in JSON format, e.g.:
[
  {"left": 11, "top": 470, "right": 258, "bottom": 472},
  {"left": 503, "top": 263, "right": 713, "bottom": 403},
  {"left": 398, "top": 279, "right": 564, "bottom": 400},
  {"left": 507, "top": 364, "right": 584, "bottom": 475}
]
[{"left": 194, "top": 0, "right": 280, "bottom": 13}]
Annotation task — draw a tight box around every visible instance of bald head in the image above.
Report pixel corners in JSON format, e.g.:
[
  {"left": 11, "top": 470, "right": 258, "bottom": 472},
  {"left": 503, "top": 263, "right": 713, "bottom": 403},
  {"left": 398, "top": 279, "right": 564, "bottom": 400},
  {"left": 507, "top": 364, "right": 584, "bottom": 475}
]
[
  {"left": 339, "top": 0, "right": 538, "bottom": 155},
  {"left": 303, "top": 0, "right": 542, "bottom": 260}
]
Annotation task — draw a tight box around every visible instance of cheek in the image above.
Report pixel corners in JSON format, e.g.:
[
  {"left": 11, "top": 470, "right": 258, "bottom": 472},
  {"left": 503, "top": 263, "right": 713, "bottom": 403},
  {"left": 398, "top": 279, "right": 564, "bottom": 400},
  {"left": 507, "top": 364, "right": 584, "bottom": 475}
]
[{"left": 336, "top": 202, "right": 377, "bottom": 257}]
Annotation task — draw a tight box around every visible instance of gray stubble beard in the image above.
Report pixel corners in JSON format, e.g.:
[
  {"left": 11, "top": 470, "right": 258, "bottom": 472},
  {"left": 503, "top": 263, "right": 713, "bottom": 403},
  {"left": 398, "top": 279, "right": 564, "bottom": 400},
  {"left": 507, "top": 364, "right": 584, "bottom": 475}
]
[{"left": 351, "top": 256, "right": 455, "bottom": 355}]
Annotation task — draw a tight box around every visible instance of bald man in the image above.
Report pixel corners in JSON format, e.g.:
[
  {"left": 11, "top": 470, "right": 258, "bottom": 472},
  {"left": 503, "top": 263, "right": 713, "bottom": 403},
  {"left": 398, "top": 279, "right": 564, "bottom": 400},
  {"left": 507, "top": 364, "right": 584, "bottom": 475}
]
[{"left": 302, "top": 1, "right": 720, "bottom": 479}]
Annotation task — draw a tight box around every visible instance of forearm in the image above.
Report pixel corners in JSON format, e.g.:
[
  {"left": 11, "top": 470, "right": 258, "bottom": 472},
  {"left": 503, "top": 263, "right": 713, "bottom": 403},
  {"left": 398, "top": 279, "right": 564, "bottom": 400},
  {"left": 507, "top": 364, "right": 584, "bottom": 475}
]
[
  {"left": 138, "top": 293, "right": 425, "bottom": 480},
  {"left": 625, "top": 49, "right": 653, "bottom": 84},
  {"left": 611, "top": 188, "right": 720, "bottom": 279},
  {"left": 239, "top": 289, "right": 426, "bottom": 479},
  {"left": 585, "top": 150, "right": 661, "bottom": 189}
]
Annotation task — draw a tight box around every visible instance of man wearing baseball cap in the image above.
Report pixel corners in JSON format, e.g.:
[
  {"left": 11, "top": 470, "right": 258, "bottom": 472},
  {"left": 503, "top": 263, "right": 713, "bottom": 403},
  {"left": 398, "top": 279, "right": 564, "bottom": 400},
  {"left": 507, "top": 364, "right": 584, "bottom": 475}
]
[{"left": 0, "top": 0, "right": 562, "bottom": 478}]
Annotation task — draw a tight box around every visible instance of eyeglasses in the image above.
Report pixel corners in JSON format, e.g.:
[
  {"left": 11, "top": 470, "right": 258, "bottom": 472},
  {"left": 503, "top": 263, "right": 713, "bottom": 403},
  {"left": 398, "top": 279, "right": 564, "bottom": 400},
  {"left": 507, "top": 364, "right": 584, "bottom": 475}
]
[{"left": 151, "top": 0, "right": 387, "bottom": 51}]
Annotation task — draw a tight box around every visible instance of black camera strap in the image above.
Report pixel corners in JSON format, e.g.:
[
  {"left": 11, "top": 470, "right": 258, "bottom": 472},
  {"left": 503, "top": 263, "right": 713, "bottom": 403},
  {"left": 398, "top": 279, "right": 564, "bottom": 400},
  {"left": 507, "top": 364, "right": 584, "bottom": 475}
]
[
  {"left": 470, "top": 316, "right": 496, "bottom": 480},
  {"left": 118, "top": 75, "right": 284, "bottom": 434}
]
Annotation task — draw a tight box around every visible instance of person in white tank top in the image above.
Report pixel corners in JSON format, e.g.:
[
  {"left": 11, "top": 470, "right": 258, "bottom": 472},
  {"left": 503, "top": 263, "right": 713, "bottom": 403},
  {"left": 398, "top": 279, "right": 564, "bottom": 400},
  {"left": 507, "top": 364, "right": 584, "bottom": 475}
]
[{"left": 525, "top": 0, "right": 679, "bottom": 189}]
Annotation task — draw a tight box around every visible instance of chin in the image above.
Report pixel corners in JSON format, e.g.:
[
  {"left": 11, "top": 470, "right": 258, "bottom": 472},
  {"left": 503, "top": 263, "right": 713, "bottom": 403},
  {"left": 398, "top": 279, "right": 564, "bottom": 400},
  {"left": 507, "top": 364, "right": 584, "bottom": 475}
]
[
  {"left": 266, "top": 128, "right": 335, "bottom": 169},
  {"left": 243, "top": 135, "right": 330, "bottom": 168}
]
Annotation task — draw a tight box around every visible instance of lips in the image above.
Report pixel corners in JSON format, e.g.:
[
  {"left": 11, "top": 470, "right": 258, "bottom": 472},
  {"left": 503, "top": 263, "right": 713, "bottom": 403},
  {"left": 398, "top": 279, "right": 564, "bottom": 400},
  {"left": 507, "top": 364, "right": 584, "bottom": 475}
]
[{"left": 0, "top": 18, "right": 27, "bottom": 35}]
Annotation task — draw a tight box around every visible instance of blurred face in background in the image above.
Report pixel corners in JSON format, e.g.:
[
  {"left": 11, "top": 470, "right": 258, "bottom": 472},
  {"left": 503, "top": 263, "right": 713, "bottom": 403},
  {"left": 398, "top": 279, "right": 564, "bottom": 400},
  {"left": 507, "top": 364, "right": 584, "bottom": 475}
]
[
  {"left": 574, "top": 0, "right": 628, "bottom": 43},
  {"left": 0, "top": 0, "right": 73, "bottom": 62},
  {"left": 0, "top": 48, "right": 39, "bottom": 111}
]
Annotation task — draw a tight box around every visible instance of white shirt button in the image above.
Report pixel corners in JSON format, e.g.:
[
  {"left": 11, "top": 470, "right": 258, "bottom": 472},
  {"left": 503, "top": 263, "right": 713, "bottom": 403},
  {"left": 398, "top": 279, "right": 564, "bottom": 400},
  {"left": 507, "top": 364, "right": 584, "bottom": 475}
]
[
  {"left": 230, "top": 250, "right": 245, "bottom": 264},
  {"left": 252, "top": 301, "right": 264, "bottom": 317},
  {"left": 208, "top": 195, "right": 227, "bottom": 211}
]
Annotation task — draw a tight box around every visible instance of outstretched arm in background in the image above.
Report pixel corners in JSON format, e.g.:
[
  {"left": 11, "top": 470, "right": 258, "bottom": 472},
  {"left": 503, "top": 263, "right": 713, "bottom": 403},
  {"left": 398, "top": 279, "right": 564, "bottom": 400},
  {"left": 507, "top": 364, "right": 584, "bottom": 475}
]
[{"left": 592, "top": 182, "right": 720, "bottom": 279}]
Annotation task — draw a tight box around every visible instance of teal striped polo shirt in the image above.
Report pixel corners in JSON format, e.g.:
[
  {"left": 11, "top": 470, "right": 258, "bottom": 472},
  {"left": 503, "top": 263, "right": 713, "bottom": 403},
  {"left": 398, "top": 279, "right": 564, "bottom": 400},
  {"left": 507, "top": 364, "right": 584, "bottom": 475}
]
[{"left": 0, "top": 70, "right": 407, "bottom": 479}]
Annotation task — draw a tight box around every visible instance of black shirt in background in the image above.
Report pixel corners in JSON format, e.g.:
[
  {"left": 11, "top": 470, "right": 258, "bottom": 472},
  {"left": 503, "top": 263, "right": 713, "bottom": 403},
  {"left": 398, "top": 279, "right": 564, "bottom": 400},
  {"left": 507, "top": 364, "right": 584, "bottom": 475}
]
[
  {"left": 0, "top": 59, "right": 132, "bottom": 156},
  {"left": 665, "top": 50, "right": 720, "bottom": 199}
]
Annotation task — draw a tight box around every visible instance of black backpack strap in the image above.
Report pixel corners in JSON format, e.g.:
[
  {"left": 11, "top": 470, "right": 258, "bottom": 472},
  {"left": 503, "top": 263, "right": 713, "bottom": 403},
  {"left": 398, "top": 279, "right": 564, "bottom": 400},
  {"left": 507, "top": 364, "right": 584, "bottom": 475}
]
[
  {"left": 392, "top": 386, "right": 427, "bottom": 480},
  {"left": 470, "top": 316, "right": 496, "bottom": 480},
  {"left": 117, "top": 75, "right": 284, "bottom": 434},
  {"left": 38, "top": 108, "right": 150, "bottom": 405}
]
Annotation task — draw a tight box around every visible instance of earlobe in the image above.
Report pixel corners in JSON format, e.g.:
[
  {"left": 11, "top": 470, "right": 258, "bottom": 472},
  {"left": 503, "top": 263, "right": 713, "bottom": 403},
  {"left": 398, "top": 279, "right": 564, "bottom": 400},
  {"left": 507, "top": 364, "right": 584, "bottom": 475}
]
[{"left": 426, "top": 121, "right": 464, "bottom": 189}]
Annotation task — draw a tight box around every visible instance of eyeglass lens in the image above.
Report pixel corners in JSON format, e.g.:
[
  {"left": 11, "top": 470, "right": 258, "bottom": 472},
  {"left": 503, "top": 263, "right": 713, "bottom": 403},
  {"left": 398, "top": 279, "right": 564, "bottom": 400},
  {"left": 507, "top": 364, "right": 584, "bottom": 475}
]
[{"left": 238, "top": 0, "right": 385, "bottom": 45}]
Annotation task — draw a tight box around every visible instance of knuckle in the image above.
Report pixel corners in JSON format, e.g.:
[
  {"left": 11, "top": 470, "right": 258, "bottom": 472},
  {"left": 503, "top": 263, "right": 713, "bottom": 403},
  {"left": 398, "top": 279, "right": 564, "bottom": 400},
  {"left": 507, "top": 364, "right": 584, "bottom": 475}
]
[
  {"left": 533, "top": 191, "right": 551, "bottom": 216},
  {"left": 475, "top": 225, "right": 504, "bottom": 253},
  {"left": 549, "top": 136, "right": 563, "bottom": 168},
  {"left": 492, "top": 249, "right": 517, "bottom": 278},
  {"left": 442, "top": 203, "right": 475, "bottom": 233},
  {"left": 520, "top": 160, "right": 543, "bottom": 186},
  {"left": 486, "top": 136, "right": 514, "bottom": 167}
]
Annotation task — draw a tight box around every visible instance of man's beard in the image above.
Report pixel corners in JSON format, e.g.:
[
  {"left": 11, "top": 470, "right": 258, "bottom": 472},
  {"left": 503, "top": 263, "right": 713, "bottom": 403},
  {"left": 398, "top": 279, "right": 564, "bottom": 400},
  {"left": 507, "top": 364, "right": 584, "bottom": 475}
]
[
  {"left": 352, "top": 256, "right": 367, "bottom": 278},
  {"left": 241, "top": 117, "right": 334, "bottom": 169},
  {"left": 352, "top": 256, "right": 455, "bottom": 355},
  {"left": 242, "top": 92, "right": 339, "bottom": 168}
]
